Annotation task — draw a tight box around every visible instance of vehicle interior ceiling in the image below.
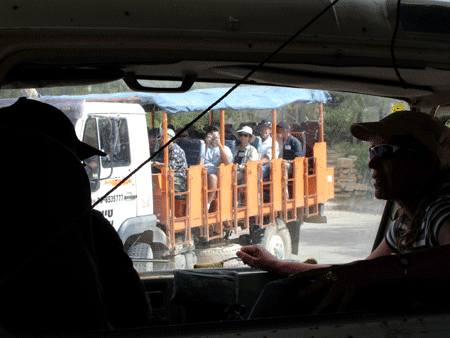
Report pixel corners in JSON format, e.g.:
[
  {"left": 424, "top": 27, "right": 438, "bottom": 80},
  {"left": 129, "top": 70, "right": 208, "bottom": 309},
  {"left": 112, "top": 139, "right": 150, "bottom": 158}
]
[{"left": 3, "top": 1, "right": 450, "bottom": 332}]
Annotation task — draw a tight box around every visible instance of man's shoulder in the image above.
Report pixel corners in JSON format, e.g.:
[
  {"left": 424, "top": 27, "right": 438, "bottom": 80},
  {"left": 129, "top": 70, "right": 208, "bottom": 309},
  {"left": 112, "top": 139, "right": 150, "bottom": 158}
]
[
  {"left": 288, "top": 135, "right": 302, "bottom": 146},
  {"left": 247, "top": 144, "right": 258, "bottom": 153}
]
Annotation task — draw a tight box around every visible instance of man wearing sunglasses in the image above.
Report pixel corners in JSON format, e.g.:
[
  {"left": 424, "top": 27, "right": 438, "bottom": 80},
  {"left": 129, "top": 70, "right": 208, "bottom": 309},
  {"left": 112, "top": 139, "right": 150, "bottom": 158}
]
[{"left": 234, "top": 126, "right": 259, "bottom": 183}]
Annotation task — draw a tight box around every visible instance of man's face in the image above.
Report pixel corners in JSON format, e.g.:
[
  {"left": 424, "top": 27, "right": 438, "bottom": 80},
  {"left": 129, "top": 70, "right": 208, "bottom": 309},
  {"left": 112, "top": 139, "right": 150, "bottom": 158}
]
[
  {"left": 368, "top": 136, "right": 429, "bottom": 201},
  {"left": 206, "top": 130, "right": 220, "bottom": 144},
  {"left": 260, "top": 126, "right": 271, "bottom": 140},
  {"left": 277, "top": 127, "right": 288, "bottom": 140},
  {"left": 149, "top": 136, "right": 158, "bottom": 149}
]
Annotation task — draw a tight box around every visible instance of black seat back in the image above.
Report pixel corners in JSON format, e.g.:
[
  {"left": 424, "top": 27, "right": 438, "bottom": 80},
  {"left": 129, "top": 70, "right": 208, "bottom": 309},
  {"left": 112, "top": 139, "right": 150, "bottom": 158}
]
[
  {"left": 177, "top": 138, "right": 204, "bottom": 167},
  {"left": 225, "top": 139, "right": 236, "bottom": 157}
]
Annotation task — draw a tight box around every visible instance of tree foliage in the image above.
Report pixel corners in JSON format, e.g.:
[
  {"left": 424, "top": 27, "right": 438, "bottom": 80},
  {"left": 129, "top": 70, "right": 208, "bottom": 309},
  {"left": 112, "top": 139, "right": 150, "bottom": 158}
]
[
  {"left": 0, "top": 81, "right": 407, "bottom": 144},
  {"left": 323, "top": 92, "right": 406, "bottom": 145}
]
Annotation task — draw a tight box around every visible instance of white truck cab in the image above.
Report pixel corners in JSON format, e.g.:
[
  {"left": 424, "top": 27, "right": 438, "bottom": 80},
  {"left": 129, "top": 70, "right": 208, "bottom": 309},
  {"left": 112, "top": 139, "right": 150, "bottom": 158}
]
[{"left": 74, "top": 102, "right": 154, "bottom": 228}]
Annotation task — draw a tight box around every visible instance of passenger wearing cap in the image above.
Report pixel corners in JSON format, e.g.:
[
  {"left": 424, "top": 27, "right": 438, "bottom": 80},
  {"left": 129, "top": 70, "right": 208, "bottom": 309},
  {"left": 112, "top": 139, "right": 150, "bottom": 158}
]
[
  {"left": 276, "top": 121, "right": 303, "bottom": 160},
  {"left": 238, "top": 110, "right": 450, "bottom": 318},
  {"left": 152, "top": 128, "right": 188, "bottom": 193},
  {"left": 259, "top": 121, "right": 279, "bottom": 180},
  {"left": 234, "top": 126, "right": 259, "bottom": 183},
  {"left": 204, "top": 125, "right": 233, "bottom": 210},
  {"left": 148, "top": 127, "right": 162, "bottom": 156},
  {"left": 0, "top": 98, "right": 152, "bottom": 331}
]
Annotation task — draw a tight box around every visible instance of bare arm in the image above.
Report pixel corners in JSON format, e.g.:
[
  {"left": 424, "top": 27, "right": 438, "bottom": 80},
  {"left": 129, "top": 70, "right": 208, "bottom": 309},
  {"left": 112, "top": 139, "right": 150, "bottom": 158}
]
[
  {"left": 216, "top": 140, "right": 231, "bottom": 164},
  {"left": 366, "top": 238, "right": 395, "bottom": 260},
  {"left": 236, "top": 244, "right": 330, "bottom": 276},
  {"left": 289, "top": 241, "right": 450, "bottom": 314},
  {"left": 260, "top": 156, "right": 270, "bottom": 165}
]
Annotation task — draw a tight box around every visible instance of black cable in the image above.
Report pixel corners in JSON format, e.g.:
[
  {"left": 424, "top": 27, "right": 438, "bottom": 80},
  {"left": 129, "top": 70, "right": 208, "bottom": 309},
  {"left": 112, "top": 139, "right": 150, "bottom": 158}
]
[
  {"left": 0, "top": 0, "right": 344, "bottom": 288},
  {"left": 391, "top": 0, "right": 408, "bottom": 89},
  {"left": 92, "top": 0, "right": 341, "bottom": 209}
]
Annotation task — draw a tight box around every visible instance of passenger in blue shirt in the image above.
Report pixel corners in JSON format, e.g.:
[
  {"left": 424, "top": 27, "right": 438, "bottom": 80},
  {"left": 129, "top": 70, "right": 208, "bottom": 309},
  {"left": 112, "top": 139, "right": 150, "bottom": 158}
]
[{"left": 276, "top": 121, "right": 303, "bottom": 160}]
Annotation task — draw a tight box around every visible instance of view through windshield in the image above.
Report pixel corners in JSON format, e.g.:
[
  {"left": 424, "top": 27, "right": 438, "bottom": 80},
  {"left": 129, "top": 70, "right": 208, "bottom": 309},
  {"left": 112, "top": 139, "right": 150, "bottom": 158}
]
[{"left": 0, "top": 81, "right": 406, "bottom": 273}]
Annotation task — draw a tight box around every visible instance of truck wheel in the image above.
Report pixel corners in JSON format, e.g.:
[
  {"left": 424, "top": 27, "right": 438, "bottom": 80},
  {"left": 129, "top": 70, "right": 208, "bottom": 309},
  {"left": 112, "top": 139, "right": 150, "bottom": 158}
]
[
  {"left": 260, "top": 225, "right": 292, "bottom": 260},
  {"left": 195, "top": 244, "right": 242, "bottom": 266},
  {"left": 183, "top": 251, "right": 197, "bottom": 269},
  {"left": 318, "top": 203, "right": 325, "bottom": 216},
  {"left": 127, "top": 242, "right": 153, "bottom": 273}
]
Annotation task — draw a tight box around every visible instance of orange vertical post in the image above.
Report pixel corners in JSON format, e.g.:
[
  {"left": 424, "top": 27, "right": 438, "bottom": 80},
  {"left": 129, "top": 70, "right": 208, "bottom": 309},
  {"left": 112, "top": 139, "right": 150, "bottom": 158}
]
[
  {"left": 162, "top": 112, "right": 169, "bottom": 167},
  {"left": 272, "top": 109, "right": 277, "bottom": 159},
  {"left": 209, "top": 110, "right": 214, "bottom": 126},
  {"left": 151, "top": 105, "right": 156, "bottom": 129},
  {"left": 220, "top": 110, "right": 225, "bottom": 146},
  {"left": 319, "top": 103, "right": 324, "bottom": 143}
]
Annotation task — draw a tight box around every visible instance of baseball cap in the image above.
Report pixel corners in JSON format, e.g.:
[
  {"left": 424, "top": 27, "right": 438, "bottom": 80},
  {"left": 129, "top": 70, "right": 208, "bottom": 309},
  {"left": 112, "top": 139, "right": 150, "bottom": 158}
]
[
  {"left": 206, "top": 124, "right": 220, "bottom": 133},
  {"left": 259, "top": 120, "right": 272, "bottom": 128},
  {"left": 350, "top": 110, "right": 450, "bottom": 169},
  {"left": 0, "top": 97, "right": 106, "bottom": 160},
  {"left": 276, "top": 121, "right": 291, "bottom": 131}
]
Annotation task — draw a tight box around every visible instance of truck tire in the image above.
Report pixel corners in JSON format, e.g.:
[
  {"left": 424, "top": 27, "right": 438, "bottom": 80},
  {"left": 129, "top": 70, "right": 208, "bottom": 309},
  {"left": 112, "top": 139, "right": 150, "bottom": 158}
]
[
  {"left": 183, "top": 251, "right": 197, "bottom": 269},
  {"left": 127, "top": 242, "right": 153, "bottom": 273},
  {"left": 195, "top": 244, "right": 243, "bottom": 266},
  {"left": 260, "top": 223, "right": 292, "bottom": 260}
]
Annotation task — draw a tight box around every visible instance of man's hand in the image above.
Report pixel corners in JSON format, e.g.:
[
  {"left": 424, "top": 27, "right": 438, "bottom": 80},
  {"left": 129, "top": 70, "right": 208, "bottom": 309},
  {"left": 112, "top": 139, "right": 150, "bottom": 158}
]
[
  {"left": 236, "top": 244, "right": 280, "bottom": 273},
  {"left": 289, "top": 255, "right": 399, "bottom": 314}
]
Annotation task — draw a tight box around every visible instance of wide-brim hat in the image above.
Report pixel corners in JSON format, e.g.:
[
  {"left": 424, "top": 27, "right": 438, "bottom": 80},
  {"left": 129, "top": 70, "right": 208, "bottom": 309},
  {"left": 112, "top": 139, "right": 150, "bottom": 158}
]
[
  {"left": 350, "top": 110, "right": 450, "bottom": 170},
  {"left": 236, "top": 126, "right": 256, "bottom": 142},
  {"left": 0, "top": 97, "right": 106, "bottom": 160}
]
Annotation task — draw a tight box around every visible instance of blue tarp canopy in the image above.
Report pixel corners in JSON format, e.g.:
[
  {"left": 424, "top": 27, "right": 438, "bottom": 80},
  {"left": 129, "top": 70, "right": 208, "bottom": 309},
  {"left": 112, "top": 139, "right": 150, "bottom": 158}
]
[{"left": 41, "top": 86, "right": 330, "bottom": 114}]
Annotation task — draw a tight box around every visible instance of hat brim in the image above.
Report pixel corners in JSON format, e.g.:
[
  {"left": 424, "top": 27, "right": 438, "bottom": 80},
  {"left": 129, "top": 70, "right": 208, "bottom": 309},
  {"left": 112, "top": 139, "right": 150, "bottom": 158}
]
[
  {"left": 349, "top": 122, "right": 387, "bottom": 142},
  {"left": 237, "top": 128, "right": 255, "bottom": 142},
  {"left": 77, "top": 141, "right": 107, "bottom": 160}
]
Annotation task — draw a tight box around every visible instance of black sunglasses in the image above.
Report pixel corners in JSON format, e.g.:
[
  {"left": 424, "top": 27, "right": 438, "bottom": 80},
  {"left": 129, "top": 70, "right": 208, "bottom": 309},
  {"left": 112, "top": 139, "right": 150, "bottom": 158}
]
[
  {"left": 368, "top": 144, "right": 416, "bottom": 160},
  {"left": 239, "top": 133, "right": 250, "bottom": 138}
]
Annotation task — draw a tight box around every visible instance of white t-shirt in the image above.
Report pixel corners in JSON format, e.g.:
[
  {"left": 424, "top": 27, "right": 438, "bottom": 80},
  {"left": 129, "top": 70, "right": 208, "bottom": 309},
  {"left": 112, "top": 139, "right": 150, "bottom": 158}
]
[
  {"left": 260, "top": 136, "right": 279, "bottom": 161},
  {"left": 204, "top": 144, "right": 233, "bottom": 168}
]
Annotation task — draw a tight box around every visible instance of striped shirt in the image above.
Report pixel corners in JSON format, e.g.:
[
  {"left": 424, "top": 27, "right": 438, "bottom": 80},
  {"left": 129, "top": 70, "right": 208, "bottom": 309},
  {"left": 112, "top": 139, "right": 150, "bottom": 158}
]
[{"left": 386, "top": 195, "right": 450, "bottom": 252}]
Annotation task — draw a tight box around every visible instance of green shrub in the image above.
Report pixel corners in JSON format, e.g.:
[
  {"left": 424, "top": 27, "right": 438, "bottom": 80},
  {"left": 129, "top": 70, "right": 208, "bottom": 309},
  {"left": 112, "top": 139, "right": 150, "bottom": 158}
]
[{"left": 339, "top": 141, "right": 370, "bottom": 175}]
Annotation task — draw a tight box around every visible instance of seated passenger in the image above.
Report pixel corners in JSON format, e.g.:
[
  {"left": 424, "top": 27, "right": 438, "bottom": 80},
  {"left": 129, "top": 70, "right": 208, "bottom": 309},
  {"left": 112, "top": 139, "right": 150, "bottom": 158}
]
[
  {"left": 148, "top": 127, "right": 162, "bottom": 156},
  {"left": 234, "top": 126, "right": 258, "bottom": 183},
  {"left": 237, "top": 110, "right": 450, "bottom": 317},
  {"left": 204, "top": 125, "right": 233, "bottom": 210},
  {"left": 176, "top": 127, "right": 189, "bottom": 141},
  {"left": 176, "top": 127, "right": 205, "bottom": 166},
  {"left": 277, "top": 121, "right": 303, "bottom": 178},
  {"left": 0, "top": 98, "right": 152, "bottom": 333},
  {"left": 152, "top": 128, "right": 188, "bottom": 193},
  {"left": 258, "top": 121, "right": 279, "bottom": 180},
  {"left": 276, "top": 121, "right": 303, "bottom": 160}
]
